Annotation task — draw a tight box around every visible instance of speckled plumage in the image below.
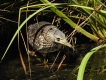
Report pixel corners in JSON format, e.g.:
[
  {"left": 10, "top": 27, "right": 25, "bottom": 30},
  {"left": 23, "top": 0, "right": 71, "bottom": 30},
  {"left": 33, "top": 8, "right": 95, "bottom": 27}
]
[{"left": 28, "top": 21, "right": 72, "bottom": 55}]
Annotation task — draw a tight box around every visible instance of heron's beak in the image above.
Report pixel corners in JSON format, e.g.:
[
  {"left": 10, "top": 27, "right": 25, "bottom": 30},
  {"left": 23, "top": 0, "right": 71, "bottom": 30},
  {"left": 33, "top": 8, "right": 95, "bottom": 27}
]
[{"left": 60, "top": 39, "right": 74, "bottom": 50}]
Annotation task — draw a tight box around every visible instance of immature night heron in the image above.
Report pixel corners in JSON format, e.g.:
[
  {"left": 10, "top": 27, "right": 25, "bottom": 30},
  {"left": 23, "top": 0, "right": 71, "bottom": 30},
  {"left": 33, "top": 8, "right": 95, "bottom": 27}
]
[{"left": 28, "top": 21, "right": 73, "bottom": 57}]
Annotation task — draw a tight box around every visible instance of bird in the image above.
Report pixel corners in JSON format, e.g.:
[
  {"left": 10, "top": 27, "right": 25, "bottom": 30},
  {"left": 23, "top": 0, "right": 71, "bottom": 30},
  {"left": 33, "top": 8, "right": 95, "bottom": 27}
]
[{"left": 28, "top": 21, "right": 73, "bottom": 60}]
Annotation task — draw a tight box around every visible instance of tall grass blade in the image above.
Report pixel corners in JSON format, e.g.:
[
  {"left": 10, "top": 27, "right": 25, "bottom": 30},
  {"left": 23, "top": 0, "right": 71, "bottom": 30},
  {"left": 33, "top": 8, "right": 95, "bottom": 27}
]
[
  {"left": 0, "top": 5, "right": 52, "bottom": 62},
  {"left": 77, "top": 44, "right": 106, "bottom": 80}
]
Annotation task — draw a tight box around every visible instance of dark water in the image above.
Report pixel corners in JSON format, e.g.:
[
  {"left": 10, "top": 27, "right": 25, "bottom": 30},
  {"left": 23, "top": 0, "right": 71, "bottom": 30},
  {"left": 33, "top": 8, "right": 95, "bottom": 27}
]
[{"left": 0, "top": 43, "right": 106, "bottom": 80}]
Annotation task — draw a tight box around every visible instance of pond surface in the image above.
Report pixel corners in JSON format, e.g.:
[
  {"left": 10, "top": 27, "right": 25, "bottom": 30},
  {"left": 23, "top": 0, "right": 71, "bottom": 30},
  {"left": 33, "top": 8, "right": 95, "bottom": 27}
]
[{"left": 0, "top": 43, "right": 106, "bottom": 80}]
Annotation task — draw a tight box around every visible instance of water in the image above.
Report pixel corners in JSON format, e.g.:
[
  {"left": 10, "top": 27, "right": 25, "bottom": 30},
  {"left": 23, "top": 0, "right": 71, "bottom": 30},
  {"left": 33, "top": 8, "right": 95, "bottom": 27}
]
[{"left": 0, "top": 43, "right": 106, "bottom": 80}]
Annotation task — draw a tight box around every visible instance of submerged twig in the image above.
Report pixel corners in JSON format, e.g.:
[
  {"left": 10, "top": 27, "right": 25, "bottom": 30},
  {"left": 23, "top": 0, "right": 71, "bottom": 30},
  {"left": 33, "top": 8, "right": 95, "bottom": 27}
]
[
  {"left": 49, "top": 51, "right": 60, "bottom": 72},
  {"left": 55, "top": 54, "right": 66, "bottom": 72}
]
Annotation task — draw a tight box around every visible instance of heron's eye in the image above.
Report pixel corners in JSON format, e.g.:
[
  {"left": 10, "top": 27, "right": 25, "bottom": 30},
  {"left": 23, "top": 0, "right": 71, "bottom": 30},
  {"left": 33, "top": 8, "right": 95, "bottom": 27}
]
[
  {"left": 56, "top": 38, "right": 60, "bottom": 41},
  {"left": 49, "top": 28, "right": 53, "bottom": 30}
]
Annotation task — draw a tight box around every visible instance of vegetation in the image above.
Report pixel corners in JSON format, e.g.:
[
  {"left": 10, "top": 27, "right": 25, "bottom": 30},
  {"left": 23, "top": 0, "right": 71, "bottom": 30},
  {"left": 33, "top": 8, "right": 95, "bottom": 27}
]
[{"left": 0, "top": 0, "right": 106, "bottom": 80}]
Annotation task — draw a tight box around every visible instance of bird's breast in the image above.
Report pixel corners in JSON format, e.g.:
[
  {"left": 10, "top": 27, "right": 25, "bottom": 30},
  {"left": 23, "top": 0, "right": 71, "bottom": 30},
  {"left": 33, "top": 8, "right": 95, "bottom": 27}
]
[{"left": 28, "top": 21, "right": 64, "bottom": 54}]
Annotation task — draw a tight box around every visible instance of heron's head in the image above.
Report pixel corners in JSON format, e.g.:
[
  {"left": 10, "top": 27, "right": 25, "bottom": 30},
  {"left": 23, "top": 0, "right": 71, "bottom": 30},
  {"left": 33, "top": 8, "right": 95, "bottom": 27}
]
[
  {"left": 52, "top": 28, "right": 73, "bottom": 49},
  {"left": 46, "top": 26, "right": 73, "bottom": 48}
]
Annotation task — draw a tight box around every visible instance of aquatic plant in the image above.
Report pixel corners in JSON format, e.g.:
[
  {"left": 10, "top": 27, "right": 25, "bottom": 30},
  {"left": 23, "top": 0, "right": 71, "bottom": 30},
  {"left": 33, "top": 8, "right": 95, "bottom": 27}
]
[{"left": 0, "top": 0, "right": 106, "bottom": 79}]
